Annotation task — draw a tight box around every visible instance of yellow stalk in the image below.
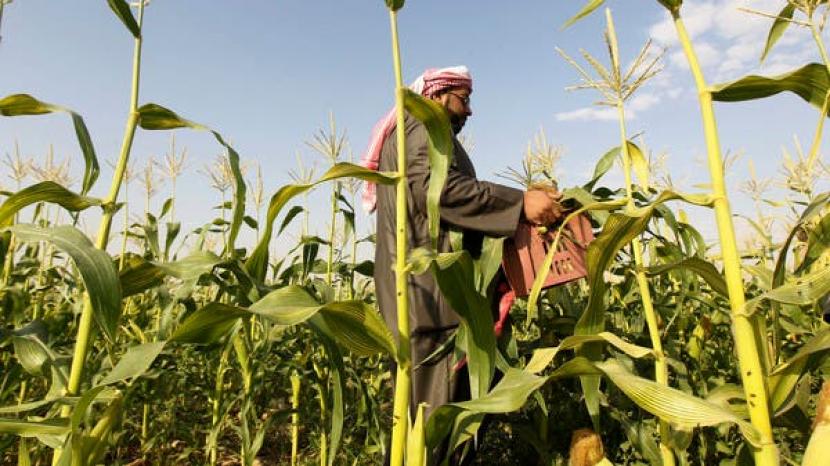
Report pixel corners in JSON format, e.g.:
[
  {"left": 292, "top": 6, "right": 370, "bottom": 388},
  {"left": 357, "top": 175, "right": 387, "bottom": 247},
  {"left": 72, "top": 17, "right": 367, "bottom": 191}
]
[
  {"left": 616, "top": 101, "right": 674, "bottom": 466},
  {"left": 806, "top": 90, "right": 830, "bottom": 173},
  {"left": 291, "top": 371, "right": 301, "bottom": 466},
  {"left": 806, "top": 12, "right": 830, "bottom": 173},
  {"left": 388, "top": 7, "right": 411, "bottom": 466},
  {"left": 672, "top": 12, "right": 778, "bottom": 465},
  {"left": 810, "top": 21, "right": 830, "bottom": 75},
  {"left": 53, "top": 3, "right": 145, "bottom": 464},
  {"left": 326, "top": 182, "right": 337, "bottom": 286},
  {"left": 315, "top": 366, "right": 328, "bottom": 466},
  {"left": 803, "top": 381, "right": 830, "bottom": 465},
  {"left": 605, "top": 9, "right": 673, "bottom": 460}
]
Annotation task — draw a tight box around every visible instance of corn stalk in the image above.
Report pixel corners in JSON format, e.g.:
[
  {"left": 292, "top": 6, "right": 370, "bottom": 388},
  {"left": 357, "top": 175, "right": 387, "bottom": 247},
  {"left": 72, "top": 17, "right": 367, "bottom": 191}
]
[
  {"left": 53, "top": 3, "right": 145, "bottom": 464},
  {"left": 601, "top": 10, "right": 674, "bottom": 463},
  {"left": 670, "top": 8, "right": 778, "bottom": 465},
  {"left": 386, "top": 2, "right": 411, "bottom": 465},
  {"left": 291, "top": 371, "right": 301, "bottom": 466},
  {"left": 805, "top": 3, "right": 830, "bottom": 176}
]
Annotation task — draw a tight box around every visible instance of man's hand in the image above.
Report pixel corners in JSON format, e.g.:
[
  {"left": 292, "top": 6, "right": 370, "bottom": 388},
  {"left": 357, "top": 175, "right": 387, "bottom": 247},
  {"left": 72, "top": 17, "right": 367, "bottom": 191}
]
[{"left": 523, "top": 189, "right": 564, "bottom": 226}]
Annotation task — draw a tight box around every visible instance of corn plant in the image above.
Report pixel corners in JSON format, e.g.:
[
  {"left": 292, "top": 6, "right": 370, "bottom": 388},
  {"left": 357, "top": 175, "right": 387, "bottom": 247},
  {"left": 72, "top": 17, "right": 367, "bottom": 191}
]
[
  {"left": 4, "top": 1, "right": 830, "bottom": 465},
  {"left": 557, "top": 9, "right": 676, "bottom": 464}
]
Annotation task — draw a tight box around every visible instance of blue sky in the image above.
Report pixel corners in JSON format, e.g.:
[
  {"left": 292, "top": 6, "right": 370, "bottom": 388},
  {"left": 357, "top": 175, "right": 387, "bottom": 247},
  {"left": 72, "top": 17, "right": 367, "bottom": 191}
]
[{"left": 1, "top": 1, "right": 828, "bottom": 256}]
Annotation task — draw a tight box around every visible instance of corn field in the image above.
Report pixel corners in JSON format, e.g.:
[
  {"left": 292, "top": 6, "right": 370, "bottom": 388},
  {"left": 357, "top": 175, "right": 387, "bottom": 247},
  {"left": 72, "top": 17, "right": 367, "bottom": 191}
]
[{"left": 2, "top": 1, "right": 830, "bottom": 465}]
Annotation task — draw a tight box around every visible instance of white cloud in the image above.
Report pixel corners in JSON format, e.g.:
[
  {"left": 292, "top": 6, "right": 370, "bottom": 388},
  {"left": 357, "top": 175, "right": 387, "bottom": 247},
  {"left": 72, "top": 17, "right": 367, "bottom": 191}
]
[
  {"left": 555, "top": 0, "right": 820, "bottom": 124},
  {"left": 555, "top": 106, "right": 618, "bottom": 122},
  {"left": 647, "top": 0, "right": 820, "bottom": 81},
  {"left": 555, "top": 92, "right": 661, "bottom": 122},
  {"left": 629, "top": 92, "right": 660, "bottom": 112},
  {"left": 669, "top": 41, "right": 720, "bottom": 70},
  {"left": 649, "top": 2, "right": 719, "bottom": 46}
]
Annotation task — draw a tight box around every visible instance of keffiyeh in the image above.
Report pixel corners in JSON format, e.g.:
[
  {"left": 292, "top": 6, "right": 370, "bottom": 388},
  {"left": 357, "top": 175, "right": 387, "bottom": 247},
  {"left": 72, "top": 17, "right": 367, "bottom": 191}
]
[{"left": 360, "top": 66, "right": 473, "bottom": 212}]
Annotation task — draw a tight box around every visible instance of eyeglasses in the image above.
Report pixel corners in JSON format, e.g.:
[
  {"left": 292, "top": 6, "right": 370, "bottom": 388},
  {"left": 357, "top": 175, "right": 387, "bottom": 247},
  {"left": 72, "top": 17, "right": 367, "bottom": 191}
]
[{"left": 445, "top": 91, "right": 471, "bottom": 106}]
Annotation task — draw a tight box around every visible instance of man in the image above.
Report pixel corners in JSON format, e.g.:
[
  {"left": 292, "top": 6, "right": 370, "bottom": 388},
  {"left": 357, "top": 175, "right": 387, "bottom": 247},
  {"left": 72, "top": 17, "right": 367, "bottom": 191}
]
[{"left": 362, "top": 66, "right": 561, "bottom": 459}]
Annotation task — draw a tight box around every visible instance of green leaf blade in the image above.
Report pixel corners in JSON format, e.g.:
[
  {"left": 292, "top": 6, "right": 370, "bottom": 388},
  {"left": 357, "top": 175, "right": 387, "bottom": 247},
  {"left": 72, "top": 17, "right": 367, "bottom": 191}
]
[
  {"left": 7, "top": 225, "right": 121, "bottom": 342},
  {"left": 106, "top": 0, "right": 141, "bottom": 38},
  {"left": 761, "top": 4, "right": 796, "bottom": 63}
]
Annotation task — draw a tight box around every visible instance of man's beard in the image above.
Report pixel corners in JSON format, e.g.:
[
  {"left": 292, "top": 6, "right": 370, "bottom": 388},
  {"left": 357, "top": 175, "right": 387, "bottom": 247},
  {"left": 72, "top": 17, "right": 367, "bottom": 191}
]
[{"left": 450, "top": 116, "right": 466, "bottom": 134}]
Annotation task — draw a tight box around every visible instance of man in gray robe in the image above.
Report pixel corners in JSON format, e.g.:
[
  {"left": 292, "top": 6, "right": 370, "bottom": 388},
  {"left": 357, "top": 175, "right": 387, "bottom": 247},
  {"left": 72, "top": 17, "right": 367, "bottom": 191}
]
[{"left": 366, "top": 66, "right": 561, "bottom": 458}]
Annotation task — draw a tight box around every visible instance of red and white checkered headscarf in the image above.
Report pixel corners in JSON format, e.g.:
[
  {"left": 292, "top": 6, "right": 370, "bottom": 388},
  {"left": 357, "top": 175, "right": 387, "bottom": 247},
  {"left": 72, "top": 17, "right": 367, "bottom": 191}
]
[{"left": 360, "top": 66, "right": 473, "bottom": 212}]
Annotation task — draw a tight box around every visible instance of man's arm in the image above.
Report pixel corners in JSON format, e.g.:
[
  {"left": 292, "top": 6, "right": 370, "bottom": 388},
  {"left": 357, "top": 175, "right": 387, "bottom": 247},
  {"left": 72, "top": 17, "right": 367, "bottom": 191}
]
[{"left": 404, "top": 120, "right": 524, "bottom": 238}]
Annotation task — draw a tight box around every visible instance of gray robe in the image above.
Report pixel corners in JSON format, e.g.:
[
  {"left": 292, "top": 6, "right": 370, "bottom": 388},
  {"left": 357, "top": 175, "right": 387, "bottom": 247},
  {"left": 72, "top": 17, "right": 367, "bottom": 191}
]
[{"left": 374, "top": 112, "right": 524, "bottom": 419}]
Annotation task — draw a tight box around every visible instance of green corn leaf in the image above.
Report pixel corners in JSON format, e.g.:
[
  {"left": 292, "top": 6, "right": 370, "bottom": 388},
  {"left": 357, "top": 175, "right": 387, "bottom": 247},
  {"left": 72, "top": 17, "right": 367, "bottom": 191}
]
[
  {"left": 596, "top": 359, "right": 760, "bottom": 446},
  {"left": 525, "top": 331, "right": 654, "bottom": 374},
  {"left": 585, "top": 145, "right": 620, "bottom": 190},
  {"left": 773, "top": 192, "right": 830, "bottom": 289},
  {"left": 578, "top": 210, "right": 651, "bottom": 336},
  {"left": 711, "top": 63, "right": 830, "bottom": 116},
  {"left": 403, "top": 89, "right": 454, "bottom": 250},
  {"left": 81, "top": 394, "right": 123, "bottom": 465},
  {"left": 0, "top": 398, "right": 68, "bottom": 415},
  {"left": 11, "top": 334, "right": 57, "bottom": 376},
  {"left": 407, "top": 403, "right": 427, "bottom": 466},
  {"left": 315, "top": 301, "right": 397, "bottom": 358},
  {"left": 155, "top": 251, "right": 223, "bottom": 282},
  {"left": 563, "top": 186, "right": 611, "bottom": 224},
  {"left": 454, "top": 365, "right": 552, "bottom": 412},
  {"left": 249, "top": 284, "right": 322, "bottom": 324},
  {"left": 0, "top": 93, "right": 53, "bottom": 115},
  {"left": 772, "top": 327, "right": 830, "bottom": 376},
  {"left": 18, "top": 438, "right": 31, "bottom": 466},
  {"left": 119, "top": 255, "right": 164, "bottom": 297},
  {"left": 745, "top": 264, "right": 830, "bottom": 318},
  {"left": 796, "top": 211, "right": 830, "bottom": 274},
  {"left": 428, "top": 357, "right": 760, "bottom": 451},
  {"left": 278, "top": 205, "right": 306, "bottom": 235},
  {"left": 309, "top": 330, "right": 346, "bottom": 466},
  {"left": 427, "top": 357, "right": 598, "bottom": 449},
  {"left": 768, "top": 359, "right": 808, "bottom": 414},
  {"left": 656, "top": 0, "right": 683, "bottom": 13},
  {"left": 164, "top": 221, "right": 180, "bottom": 258},
  {"left": 426, "top": 368, "right": 546, "bottom": 449},
  {"left": 626, "top": 140, "right": 649, "bottom": 190},
  {"left": 246, "top": 163, "right": 397, "bottom": 282},
  {"left": 251, "top": 285, "right": 396, "bottom": 358},
  {"left": 136, "top": 103, "right": 203, "bottom": 130},
  {"left": 169, "top": 303, "right": 248, "bottom": 344},
  {"left": 407, "top": 248, "right": 495, "bottom": 398},
  {"left": 342, "top": 209, "right": 355, "bottom": 244},
  {"left": 106, "top": 0, "right": 141, "bottom": 38},
  {"left": 118, "top": 252, "right": 222, "bottom": 297},
  {"left": 738, "top": 214, "right": 774, "bottom": 248},
  {"left": 0, "top": 95, "right": 100, "bottom": 195},
  {"left": 7, "top": 225, "right": 121, "bottom": 343},
  {"left": 526, "top": 197, "right": 628, "bottom": 320},
  {"left": 0, "top": 418, "right": 70, "bottom": 437},
  {"left": 565, "top": 190, "right": 713, "bottom": 426},
  {"left": 160, "top": 197, "right": 173, "bottom": 218},
  {"left": 474, "top": 236, "right": 505, "bottom": 295},
  {"left": 99, "top": 341, "right": 166, "bottom": 385},
  {"left": 644, "top": 257, "right": 729, "bottom": 297},
  {"left": 385, "top": 0, "right": 405, "bottom": 11},
  {"left": 353, "top": 260, "right": 374, "bottom": 277},
  {"left": 572, "top": 189, "right": 715, "bottom": 333},
  {"left": 137, "top": 103, "right": 246, "bottom": 256},
  {"left": 69, "top": 385, "right": 111, "bottom": 430},
  {"left": 563, "top": 0, "right": 606, "bottom": 29},
  {"left": 760, "top": 3, "right": 796, "bottom": 63}
]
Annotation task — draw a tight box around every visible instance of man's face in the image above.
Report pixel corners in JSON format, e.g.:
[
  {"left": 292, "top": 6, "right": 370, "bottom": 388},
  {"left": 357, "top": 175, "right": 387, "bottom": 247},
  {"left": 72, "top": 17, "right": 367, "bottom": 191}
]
[{"left": 437, "top": 87, "right": 472, "bottom": 134}]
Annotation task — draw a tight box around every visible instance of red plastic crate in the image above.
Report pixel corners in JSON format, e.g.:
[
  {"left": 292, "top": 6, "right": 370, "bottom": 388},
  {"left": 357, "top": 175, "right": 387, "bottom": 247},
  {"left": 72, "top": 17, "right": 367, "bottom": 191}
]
[{"left": 502, "top": 214, "right": 595, "bottom": 297}]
